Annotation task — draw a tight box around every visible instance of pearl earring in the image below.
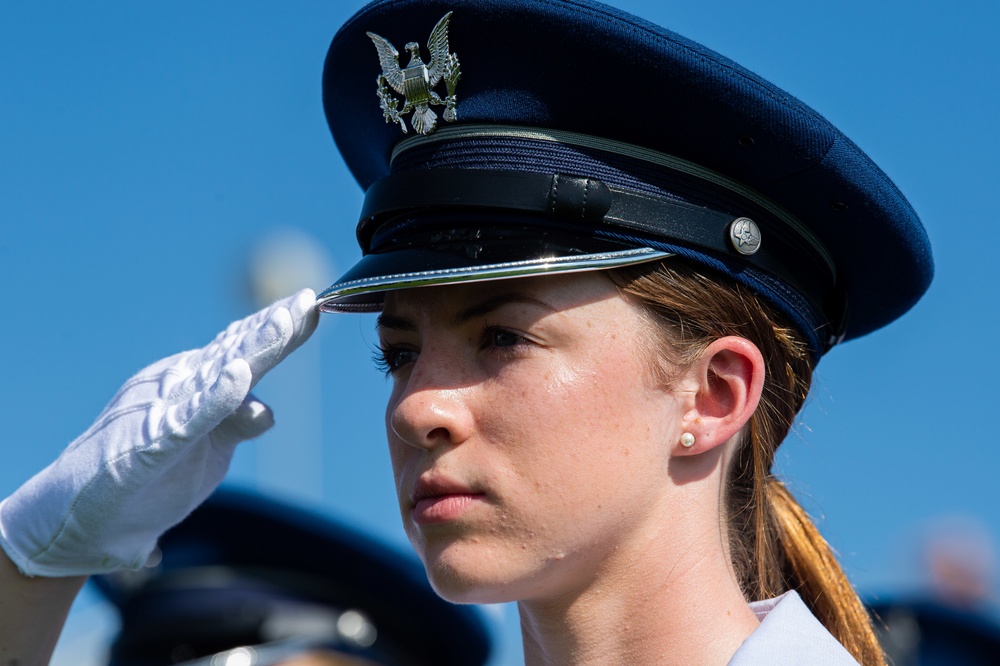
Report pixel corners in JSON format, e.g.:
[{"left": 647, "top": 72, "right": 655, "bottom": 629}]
[{"left": 680, "top": 432, "right": 695, "bottom": 448}]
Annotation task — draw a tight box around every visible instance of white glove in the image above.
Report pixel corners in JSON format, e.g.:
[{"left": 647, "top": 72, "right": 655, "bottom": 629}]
[{"left": 0, "top": 289, "right": 319, "bottom": 577}]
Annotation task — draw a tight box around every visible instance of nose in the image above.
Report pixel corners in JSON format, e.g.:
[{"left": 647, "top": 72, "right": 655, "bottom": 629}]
[{"left": 387, "top": 366, "right": 474, "bottom": 451}]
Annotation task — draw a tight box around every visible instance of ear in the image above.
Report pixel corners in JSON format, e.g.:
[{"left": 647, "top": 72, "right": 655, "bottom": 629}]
[{"left": 672, "top": 336, "right": 764, "bottom": 457}]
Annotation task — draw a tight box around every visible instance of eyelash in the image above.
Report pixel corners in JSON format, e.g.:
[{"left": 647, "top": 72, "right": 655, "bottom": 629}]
[
  {"left": 373, "top": 325, "right": 529, "bottom": 376},
  {"left": 483, "top": 323, "right": 527, "bottom": 350},
  {"left": 372, "top": 344, "right": 416, "bottom": 376}
]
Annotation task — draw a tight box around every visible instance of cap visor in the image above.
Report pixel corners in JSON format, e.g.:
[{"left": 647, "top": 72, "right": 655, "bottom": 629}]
[{"left": 318, "top": 242, "right": 670, "bottom": 313}]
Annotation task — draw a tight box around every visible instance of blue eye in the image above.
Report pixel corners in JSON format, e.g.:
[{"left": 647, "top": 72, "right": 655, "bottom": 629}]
[
  {"left": 373, "top": 345, "right": 418, "bottom": 375},
  {"left": 483, "top": 326, "right": 533, "bottom": 352},
  {"left": 489, "top": 328, "right": 523, "bottom": 348}
]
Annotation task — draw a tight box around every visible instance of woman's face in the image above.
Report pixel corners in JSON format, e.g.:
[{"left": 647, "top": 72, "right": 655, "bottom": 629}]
[{"left": 377, "top": 272, "right": 686, "bottom": 604}]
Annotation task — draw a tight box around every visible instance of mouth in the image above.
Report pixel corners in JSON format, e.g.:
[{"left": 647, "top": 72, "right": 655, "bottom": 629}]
[{"left": 410, "top": 477, "right": 487, "bottom": 526}]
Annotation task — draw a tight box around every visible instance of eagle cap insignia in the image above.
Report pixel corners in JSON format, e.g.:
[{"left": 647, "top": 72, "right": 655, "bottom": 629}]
[{"left": 367, "top": 11, "right": 461, "bottom": 135}]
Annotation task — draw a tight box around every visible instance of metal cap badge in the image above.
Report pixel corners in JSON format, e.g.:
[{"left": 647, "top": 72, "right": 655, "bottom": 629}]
[{"left": 367, "top": 12, "right": 461, "bottom": 135}]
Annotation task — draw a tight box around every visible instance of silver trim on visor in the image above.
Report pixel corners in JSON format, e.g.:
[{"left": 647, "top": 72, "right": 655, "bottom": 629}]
[{"left": 318, "top": 247, "right": 672, "bottom": 312}]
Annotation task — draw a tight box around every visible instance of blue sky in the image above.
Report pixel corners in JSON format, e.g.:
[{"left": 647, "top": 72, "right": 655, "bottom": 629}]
[{"left": 2, "top": 1, "right": 999, "bottom": 663}]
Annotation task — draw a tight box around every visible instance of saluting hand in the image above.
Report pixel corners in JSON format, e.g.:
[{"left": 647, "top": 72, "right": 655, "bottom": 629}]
[{"left": 0, "top": 289, "right": 318, "bottom": 577}]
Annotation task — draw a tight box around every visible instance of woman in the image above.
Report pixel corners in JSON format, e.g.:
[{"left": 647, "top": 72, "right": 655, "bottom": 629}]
[{"left": 0, "top": 0, "right": 931, "bottom": 664}]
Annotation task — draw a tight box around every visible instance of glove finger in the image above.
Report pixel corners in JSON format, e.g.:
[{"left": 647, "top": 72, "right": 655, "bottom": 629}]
[
  {"left": 159, "top": 359, "right": 252, "bottom": 442},
  {"left": 167, "top": 304, "right": 292, "bottom": 403},
  {"left": 232, "top": 306, "right": 294, "bottom": 390},
  {"left": 260, "top": 289, "right": 316, "bottom": 359},
  {"left": 182, "top": 302, "right": 274, "bottom": 373},
  {"left": 214, "top": 393, "right": 275, "bottom": 445},
  {"left": 282, "top": 288, "right": 319, "bottom": 357},
  {"left": 179, "top": 289, "right": 316, "bottom": 378}
]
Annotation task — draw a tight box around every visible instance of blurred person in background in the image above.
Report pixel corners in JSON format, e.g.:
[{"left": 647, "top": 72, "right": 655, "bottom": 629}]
[{"left": 869, "top": 516, "right": 1000, "bottom": 665}]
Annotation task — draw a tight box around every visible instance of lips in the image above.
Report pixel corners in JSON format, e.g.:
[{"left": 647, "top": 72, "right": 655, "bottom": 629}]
[{"left": 410, "top": 476, "right": 486, "bottom": 526}]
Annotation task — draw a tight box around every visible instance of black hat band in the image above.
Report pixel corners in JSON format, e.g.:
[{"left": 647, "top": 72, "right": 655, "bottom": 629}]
[{"left": 360, "top": 167, "right": 838, "bottom": 327}]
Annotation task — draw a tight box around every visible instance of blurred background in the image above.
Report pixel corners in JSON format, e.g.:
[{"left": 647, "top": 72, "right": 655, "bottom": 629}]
[{"left": 1, "top": 1, "right": 998, "bottom": 663}]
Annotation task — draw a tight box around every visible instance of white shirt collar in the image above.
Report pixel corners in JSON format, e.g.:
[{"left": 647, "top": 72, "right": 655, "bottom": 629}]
[{"left": 728, "top": 590, "right": 860, "bottom": 665}]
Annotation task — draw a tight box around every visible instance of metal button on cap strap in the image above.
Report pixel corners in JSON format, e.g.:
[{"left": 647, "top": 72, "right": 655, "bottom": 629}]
[{"left": 729, "top": 218, "right": 762, "bottom": 256}]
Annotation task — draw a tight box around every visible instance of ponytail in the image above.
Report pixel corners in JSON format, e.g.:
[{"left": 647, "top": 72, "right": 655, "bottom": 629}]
[
  {"left": 766, "top": 480, "right": 884, "bottom": 665},
  {"left": 608, "top": 261, "right": 885, "bottom": 666}
]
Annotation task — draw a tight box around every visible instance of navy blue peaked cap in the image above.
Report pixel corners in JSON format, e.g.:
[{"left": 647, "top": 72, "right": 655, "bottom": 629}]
[
  {"left": 318, "top": 0, "right": 933, "bottom": 356},
  {"left": 93, "top": 489, "right": 492, "bottom": 666}
]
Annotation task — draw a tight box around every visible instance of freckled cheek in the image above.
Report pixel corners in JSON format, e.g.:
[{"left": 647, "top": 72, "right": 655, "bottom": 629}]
[
  {"left": 383, "top": 400, "right": 415, "bottom": 503},
  {"left": 490, "top": 367, "right": 625, "bottom": 473},
  {"left": 523, "top": 362, "right": 653, "bottom": 479},
  {"left": 386, "top": 439, "right": 406, "bottom": 481},
  {"left": 549, "top": 367, "right": 628, "bottom": 431}
]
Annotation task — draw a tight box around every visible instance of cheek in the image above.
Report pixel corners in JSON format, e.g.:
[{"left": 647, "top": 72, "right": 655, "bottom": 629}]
[
  {"left": 384, "top": 398, "right": 412, "bottom": 506},
  {"left": 488, "top": 351, "right": 673, "bottom": 503}
]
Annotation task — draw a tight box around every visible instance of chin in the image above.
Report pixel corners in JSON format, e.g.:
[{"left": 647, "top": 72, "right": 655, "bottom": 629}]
[
  {"left": 424, "top": 564, "right": 521, "bottom": 605},
  {"left": 415, "top": 538, "right": 528, "bottom": 605},
  {"left": 416, "top": 536, "right": 570, "bottom": 605}
]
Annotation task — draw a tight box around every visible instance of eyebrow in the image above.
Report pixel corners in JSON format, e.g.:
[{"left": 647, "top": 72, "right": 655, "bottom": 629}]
[
  {"left": 376, "top": 292, "right": 557, "bottom": 332},
  {"left": 453, "top": 292, "right": 556, "bottom": 324},
  {"left": 376, "top": 312, "right": 415, "bottom": 332}
]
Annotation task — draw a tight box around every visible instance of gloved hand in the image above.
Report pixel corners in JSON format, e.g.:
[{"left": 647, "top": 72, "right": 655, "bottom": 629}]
[{"left": 0, "top": 289, "right": 319, "bottom": 577}]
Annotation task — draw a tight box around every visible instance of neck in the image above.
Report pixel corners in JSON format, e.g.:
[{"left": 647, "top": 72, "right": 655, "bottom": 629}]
[{"left": 517, "top": 495, "right": 759, "bottom": 666}]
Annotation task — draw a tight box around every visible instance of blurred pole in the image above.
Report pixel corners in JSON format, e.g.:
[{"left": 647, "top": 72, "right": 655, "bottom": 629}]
[{"left": 245, "top": 228, "right": 334, "bottom": 505}]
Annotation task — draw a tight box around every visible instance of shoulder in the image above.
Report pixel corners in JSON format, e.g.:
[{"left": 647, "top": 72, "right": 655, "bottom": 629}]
[{"left": 728, "top": 591, "right": 861, "bottom": 665}]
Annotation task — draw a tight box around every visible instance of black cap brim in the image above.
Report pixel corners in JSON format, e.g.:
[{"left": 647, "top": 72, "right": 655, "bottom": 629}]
[{"left": 318, "top": 226, "right": 669, "bottom": 312}]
